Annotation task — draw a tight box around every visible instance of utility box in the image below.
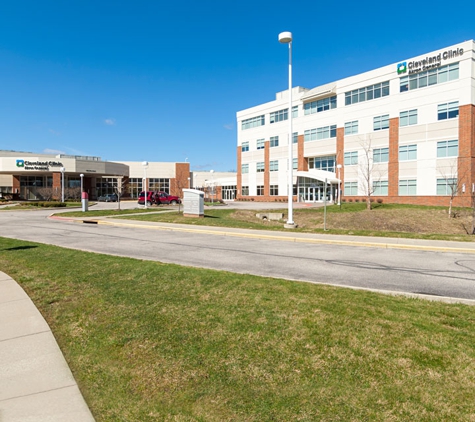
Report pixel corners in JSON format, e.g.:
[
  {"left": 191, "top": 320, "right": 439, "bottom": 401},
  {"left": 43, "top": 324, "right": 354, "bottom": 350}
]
[
  {"left": 183, "top": 189, "right": 204, "bottom": 218},
  {"left": 81, "top": 192, "right": 88, "bottom": 212}
]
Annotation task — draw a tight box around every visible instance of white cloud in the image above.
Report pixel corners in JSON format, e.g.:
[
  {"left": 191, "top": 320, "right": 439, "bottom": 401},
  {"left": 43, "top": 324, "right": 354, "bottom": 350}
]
[
  {"left": 48, "top": 129, "right": 61, "bottom": 136},
  {"left": 104, "top": 118, "right": 116, "bottom": 126},
  {"left": 223, "top": 124, "right": 233, "bottom": 130}
]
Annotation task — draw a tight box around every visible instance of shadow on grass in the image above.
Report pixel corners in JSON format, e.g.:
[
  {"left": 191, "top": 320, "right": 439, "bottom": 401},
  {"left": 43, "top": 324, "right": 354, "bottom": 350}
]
[{"left": 3, "top": 245, "right": 38, "bottom": 251}]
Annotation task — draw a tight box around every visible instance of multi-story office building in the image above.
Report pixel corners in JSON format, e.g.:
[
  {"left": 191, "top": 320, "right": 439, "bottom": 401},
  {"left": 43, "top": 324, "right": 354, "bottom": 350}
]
[{"left": 236, "top": 40, "right": 475, "bottom": 206}]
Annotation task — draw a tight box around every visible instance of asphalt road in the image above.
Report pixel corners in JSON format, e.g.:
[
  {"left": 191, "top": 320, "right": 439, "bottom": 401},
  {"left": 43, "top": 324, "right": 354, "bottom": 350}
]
[{"left": 1, "top": 203, "right": 475, "bottom": 302}]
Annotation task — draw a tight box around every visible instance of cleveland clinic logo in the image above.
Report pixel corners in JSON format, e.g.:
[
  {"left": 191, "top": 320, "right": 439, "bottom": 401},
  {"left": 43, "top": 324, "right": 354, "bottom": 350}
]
[
  {"left": 16, "top": 160, "right": 25, "bottom": 168},
  {"left": 397, "top": 62, "right": 407, "bottom": 74}
]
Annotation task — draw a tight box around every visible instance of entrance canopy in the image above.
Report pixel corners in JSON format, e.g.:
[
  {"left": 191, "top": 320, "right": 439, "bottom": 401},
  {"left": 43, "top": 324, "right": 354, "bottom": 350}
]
[{"left": 295, "top": 170, "right": 340, "bottom": 184}]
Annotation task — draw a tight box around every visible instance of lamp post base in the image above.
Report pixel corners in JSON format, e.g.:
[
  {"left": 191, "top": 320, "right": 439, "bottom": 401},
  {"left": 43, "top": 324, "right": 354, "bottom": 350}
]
[{"left": 284, "top": 222, "right": 298, "bottom": 229}]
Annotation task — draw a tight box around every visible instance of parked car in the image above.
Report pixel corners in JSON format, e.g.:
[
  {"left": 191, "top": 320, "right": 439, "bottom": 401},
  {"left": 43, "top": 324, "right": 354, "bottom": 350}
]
[
  {"left": 137, "top": 191, "right": 181, "bottom": 206},
  {"left": 98, "top": 193, "right": 118, "bottom": 202}
]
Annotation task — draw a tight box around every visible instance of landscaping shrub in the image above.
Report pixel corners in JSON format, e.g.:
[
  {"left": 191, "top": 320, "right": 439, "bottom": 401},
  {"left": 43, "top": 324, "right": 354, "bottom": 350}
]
[{"left": 377, "top": 198, "right": 383, "bottom": 204}]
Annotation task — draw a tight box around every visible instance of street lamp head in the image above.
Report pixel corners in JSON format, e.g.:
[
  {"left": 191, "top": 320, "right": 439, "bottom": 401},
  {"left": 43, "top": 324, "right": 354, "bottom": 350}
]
[
  {"left": 278, "top": 31, "right": 292, "bottom": 44},
  {"left": 210, "top": 170, "right": 214, "bottom": 174},
  {"left": 60, "top": 167, "right": 65, "bottom": 173},
  {"left": 142, "top": 161, "right": 149, "bottom": 168},
  {"left": 80, "top": 173, "right": 84, "bottom": 177}
]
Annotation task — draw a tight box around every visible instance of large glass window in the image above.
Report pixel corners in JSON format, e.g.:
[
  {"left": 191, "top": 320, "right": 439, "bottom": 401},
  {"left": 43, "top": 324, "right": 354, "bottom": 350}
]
[
  {"left": 242, "top": 115, "right": 265, "bottom": 130},
  {"left": 344, "top": 151, "right": 358, "bottom": 166},
  {"left": 242, "top": 186, "right": 249, "bottom": 196},
  {"left": 304, "top": 96, "right": 337, "bottom": 115},
  {"left": 399, "top": 179, "right": 417, "bottom": 195},
  {"left": 438, "top": 102, "right": 459, "bottom": 120},
  {"left": 344, "top": 120, "right": 358, "bottom": 135},
  {"left": 270, "top": 136, "right": 279, "bottom": 147},
  {"left": 304, "top": 125, "right": 337, "bottom": 141},
  {"left": 270, "top": 185, "right": 279, "bottom": 195},
  {"left": 293, "top": 158, "right": 298, "bottom": 170},
  {"left": 270, "top": 108, "right": 288, "bottom": 124},
  {"left": 308, "top": 155, "right": 336, "bottom": 172},
  {"left": 256, "top": 139, "right": 265, "bottom": 150},
  {"left": 399, "top": 144, "right": 417, "bottom": 161},
  {"left": 344, "top": 181, "right": 358, "bottom": 195},
  {"left": 437, "top": 140, "right": 458, "bottom": 157},
  {"left": 149, "top": 178, "right": 170, "bottom": 193},
  {"left": 345, "top": 81, "right": 389, "bottom": 106},
  {"left": 128, "top": 178, "right": 143, "bottom": 198},
  {"left": 256, "top": 162, "right": 265, "bottom": 172},
  {"left": 241, "top": 163, "right": 249, "bottom": 174},
  {"left": 373, "top": 180, "right": 388, "bottom": 195},
  {"left": 400, "top": 63, "right": 459, "bottom": 92},
  {"left": 270, "top": 160, "right": 278, "bottom": 171},
  {"left": 292, "top": 106, "right": 298, "bottom": 118},
  {"left": 293, "top": 132, "right": 298, "bottom": 144},
  {"left": 400, "top": 109, "right": 418, "bottom": 127},
  {"left": 241, "top": 141, "right": 249, "bottom": 152},
  {"left": 374, "top": 114, "right": 389, "bottom": 131},
  {"left": 257, "top": 185, "right": 264, "bottom": 196},
  {"left": 437, "top": 178, "right": 457, "bottom": 195},
  {"left": 373, "top": 147, "right": 389, "bottom": 163}
]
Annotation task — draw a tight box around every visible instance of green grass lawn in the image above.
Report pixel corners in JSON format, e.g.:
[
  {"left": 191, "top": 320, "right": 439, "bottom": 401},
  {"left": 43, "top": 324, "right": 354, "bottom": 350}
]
[{"left": 1, "top": 237, "right": 475, "bottom": 421}]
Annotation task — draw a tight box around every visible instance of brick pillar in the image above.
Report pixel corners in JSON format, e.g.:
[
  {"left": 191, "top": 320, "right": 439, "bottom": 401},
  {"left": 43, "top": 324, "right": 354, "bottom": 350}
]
[
  {"left": 236, "top": 146, "right": 242, "bottom": 200},
  {"left": 388, "top": 117, "right": 399, "bottom": 197},
  {"left": 298, "top": 135, "right": 307, "bottom": 171},
  {"left": 52, "top": 172, "right": 61, "bottom": 200},
  {"left": 172, "top": 162, "right": 190, "bottom": 197},
  {"left": 458, "top": 104, "right": 475, "bottom": 206}
]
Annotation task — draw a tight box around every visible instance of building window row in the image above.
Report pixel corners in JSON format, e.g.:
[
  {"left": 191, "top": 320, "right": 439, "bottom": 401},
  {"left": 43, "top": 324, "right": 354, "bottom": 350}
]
[
  {"left": 373, "top": 147, "right": 389, "bottom": 163},
  {"left": 344, "top": 120, "right": 358, "bottom": 135},
  {"left": 304, "top": 95, "right": 337, "bottom": 115},
  {"left": 241, "top": 141, "right": 249, "bottom": 152},
  {"left": 308, "top": 155, "right": 336, "bottom": 172},
  {"left": 256, "top": 162, "right": 265, "bottom": 172},
  {"left": 270, "top": 160, "right": 279, "bottom": 171},
  {"left": 270, "top": 108, "right": 288, "bottom": 124},
  {"left": 345, "top": 81, "right": 389, "bottom": 106},
  {"left": 304, "top": 125, "right": 337, "bottom": 142},
  {"left": 344, "top": 151, "right": 358, "bottom": 166},
  {"left": 400, "top": 62, "right": 459, "bottom": 92},
  {"left": 373, "top": 114, "right": 389, "bottom": 131},
  {"left": 438, "top": 101, "right": 459, "bottom": 120},
  {"left": 257, "top": 138, "right": 265, "bottom": 150},
  {"left": 400, "top": 109, "right": 418, "bottom": 127},
  {"left": 242, "top": 115, "right": 265, "bottom": 130},
  {"left": 270, "top": 136, "right": 279, "bottom": 147}
]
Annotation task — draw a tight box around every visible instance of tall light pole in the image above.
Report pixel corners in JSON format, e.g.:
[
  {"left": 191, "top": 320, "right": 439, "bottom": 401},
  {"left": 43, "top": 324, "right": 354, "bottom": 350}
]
[
  {"left": 142, "top": 161, "right": 149, "bottom": 209},
  {"left": 80, "top": 173, "right": 84, "bottom": 193},
  {"left": 279, "top": 31, "right": 295, "bottom": 228},
  {"left": 210, "top": 170, "right": 214, "bottom": 203},
  {"left": 60, "top": 167, "right": 65, "bottom": 203},
  {"left": 337, "top": 164, "right": 342, "bottom": 206}
]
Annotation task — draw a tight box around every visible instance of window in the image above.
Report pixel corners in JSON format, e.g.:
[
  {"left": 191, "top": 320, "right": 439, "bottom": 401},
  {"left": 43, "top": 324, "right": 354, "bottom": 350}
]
[
  {"left": 374, "top": 114, "right": 389, "bottom": 131},
  {"left": 345, "top": 81, "right": 390, "bottom": 105},
  {"left": 304, "top": 125, "right": 337, "bottom": 141},
  {"left": 241, "top": 141, "right": 249, "bottom": 152},
  {"left": 399, "top": 144, "right": 417, "bottom": 161},
  {"left": 344, "top": 120, "right": 358, "bottom": 135},
  {"left": 242, "top": 115, "right": 265, "bottom": 130},
  {"left": 308, "top": 155, "right": 336, "bottom": 172},
  {"left": 257, "top": 139, "right": 265, "bottom": 150},
  {"left": 437, "top": 178, "right": 457, "bottom": 195},
  {"left": 270, "top": 108, "right": 288, "bottom": 124},
  {"left": 373, "top": 180, "right": 388, "bottom": 195},
  {"left": 400, "top": 63, "right": 459, "bottom": 92},
  {"left": 437, "top": 140, "right": 458, "bottom": 158},
  {"left": 400, "top": 109, "right": 417, "bottom": 127},
  {"left": 304, "top": 95, "right": 337, "bottom": 115},
  {"left": 373, "top": 147, "right": 389, "bottom": 163},
  {"left": 270, "top": 185, "right": 279, "bottom": 196},
  {"left": 256, "top": 162, "right": 265, "bottom": 172},
  {"left": 148, "top": 178, "right": 170, "bottom": 193},
  {"left": 399, "top": 179, "right": 417, "bottom": 195},
  {"left": 241, "top": 163, "right": 249, "bottom": 174},
  {"left": 344, "top": 181, "right": 358, "bottom": 195},
  {"left": 293, "top": 158, "right": 298, "bottom": 170},
  {"left": 292, "top": 106, "right": 298, "bottom": 118},
  {"left": 438, "top": 102, "right": 459, "bottom": 120},
  {"left": 270, "top": 160, "right": 278, "bottom": 171},
  {"left": 257, "top": 185, "right": 264, "bottom": 196},
  {"left": 270, "top": 136, "right": 279, "bottom": 147},
  {"left": 344, "top": 151, "right": 358, "bottom": 166},
  {"left": 293, "top": 132, "right": 298, "bottom": 144},
  {"left": 242, "top": 186, "right": 249, "bottom": 196}
]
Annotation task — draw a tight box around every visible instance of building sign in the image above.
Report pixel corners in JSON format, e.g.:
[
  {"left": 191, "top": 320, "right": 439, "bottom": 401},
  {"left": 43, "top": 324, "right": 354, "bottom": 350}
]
[
  {"left": 17, "top": 159, "right": 64, "bottom": 171},
  {"left": 397, "top": 47, "right": 464, "bottom": 76}
]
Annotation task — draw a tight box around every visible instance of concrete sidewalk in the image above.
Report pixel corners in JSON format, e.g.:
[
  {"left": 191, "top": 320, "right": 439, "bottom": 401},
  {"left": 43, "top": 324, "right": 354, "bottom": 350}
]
[{"left": 0, "top": 271, "right": 95, "bottom": 421}]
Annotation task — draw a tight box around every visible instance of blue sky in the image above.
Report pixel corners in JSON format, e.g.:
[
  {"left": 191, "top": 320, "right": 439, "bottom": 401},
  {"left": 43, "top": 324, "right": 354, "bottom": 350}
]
[{"left": 1, "top": 1, "right": 474, "bottom": 171}]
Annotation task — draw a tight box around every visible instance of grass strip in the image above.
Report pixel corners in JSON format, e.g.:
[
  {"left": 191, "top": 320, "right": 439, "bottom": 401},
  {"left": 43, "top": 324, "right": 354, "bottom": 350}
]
[{"left": 1, "top": 237, "right": 475, "bottom": 421}]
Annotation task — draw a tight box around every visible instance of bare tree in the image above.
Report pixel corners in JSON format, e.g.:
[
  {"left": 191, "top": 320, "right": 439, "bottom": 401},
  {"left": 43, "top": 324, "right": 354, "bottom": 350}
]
[
  {"left": 358, "top": 136, "right": 385, "bottom": 210},
  {"left": 438, "top": 160, "right": 466, "bottom": 218},
  {"left": 113, "top": 176, "right": 129, "bottom": 211},
  {"left": 36, "top": 187, "right": 54, "bottom": 201}
]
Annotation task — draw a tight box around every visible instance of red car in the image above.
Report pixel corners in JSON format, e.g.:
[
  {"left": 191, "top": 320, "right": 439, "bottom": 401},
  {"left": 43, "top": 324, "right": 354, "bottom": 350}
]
[{"left": 137, "top": 191, "right": 181, "bottom": 206}]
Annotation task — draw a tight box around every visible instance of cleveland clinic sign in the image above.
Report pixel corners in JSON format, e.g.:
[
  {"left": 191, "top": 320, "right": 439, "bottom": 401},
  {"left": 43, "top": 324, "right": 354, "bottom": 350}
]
[
  {"left": 16, "top": 159, "right": 64, "bottom": 171},
  {"left": 397, "top": 47, "right": 464, "bottom": 75}
]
